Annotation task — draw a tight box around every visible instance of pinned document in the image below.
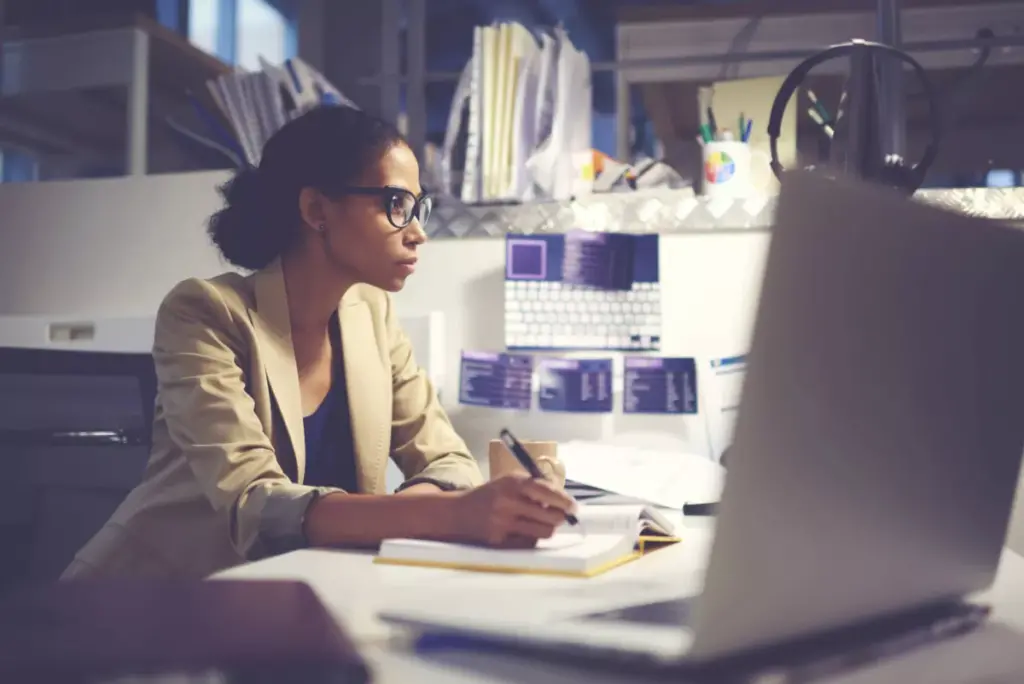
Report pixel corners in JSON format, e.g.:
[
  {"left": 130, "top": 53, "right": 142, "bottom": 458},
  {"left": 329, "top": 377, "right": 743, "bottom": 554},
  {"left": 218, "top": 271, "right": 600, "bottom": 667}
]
[
  {"left": 703, "top": 355, "right": 746, "bottom": 463},
  {"left": 459, "top": 351, "right": 533, "bottom": 410},
  {"left": 623, "top": 357, "right": 698, "bottom": 414},
  {"left": 537, "top": 357, "right": 613, "bottom": 413}
]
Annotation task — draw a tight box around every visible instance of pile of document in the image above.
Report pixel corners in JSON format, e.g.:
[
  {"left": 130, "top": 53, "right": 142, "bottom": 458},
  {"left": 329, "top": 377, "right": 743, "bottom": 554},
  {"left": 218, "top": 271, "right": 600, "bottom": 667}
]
[
  {"left": 205, "top": 58, "right": 356, "bottom": 167},
  {"left": 441, "top": 23, "right": 593, "bottom": 203},
  {"left": 559, "top": 442, "right": 726, "bottom": 510}
]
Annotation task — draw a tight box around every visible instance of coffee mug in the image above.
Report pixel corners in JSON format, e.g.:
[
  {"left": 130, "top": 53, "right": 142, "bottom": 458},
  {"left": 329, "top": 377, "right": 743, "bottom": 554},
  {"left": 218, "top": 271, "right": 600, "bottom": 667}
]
[
  {"left": 488, "top": 439, "right": 567, "bottom": 489},
  {"left": 702, "top": 141, "right": 772, "bottom": 199}
]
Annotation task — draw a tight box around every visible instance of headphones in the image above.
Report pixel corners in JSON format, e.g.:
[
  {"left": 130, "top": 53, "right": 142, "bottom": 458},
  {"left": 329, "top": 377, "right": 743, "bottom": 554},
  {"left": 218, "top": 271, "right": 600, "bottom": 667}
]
[{"left": 767, "top": 39, "right": 943, "bottom": 195}]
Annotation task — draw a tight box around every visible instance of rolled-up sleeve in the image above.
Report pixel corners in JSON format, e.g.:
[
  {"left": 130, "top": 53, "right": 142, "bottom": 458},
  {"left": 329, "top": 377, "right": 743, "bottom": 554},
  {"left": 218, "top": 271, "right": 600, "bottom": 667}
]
[
  {"left": 153, "top": 279, "right": 340, "bottom": 560},
  {"left": 384, "top": 296, "right": 483, "bottom": 491}
]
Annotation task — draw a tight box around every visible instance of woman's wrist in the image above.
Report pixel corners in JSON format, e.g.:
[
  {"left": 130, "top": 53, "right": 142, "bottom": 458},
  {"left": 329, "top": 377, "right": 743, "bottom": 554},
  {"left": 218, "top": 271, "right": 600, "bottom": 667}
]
[{"left": 410, "top": 490, "right": 464, "bottom": 541}]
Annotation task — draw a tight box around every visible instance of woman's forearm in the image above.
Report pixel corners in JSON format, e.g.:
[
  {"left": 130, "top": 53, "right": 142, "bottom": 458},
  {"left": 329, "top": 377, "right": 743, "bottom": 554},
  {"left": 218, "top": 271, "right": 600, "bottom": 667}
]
[
  {"left": 302, "top": 491, "right": 460, "bottom": 548},
  {"left": 395, "top": 482, "right": 444, "bottom": 495}
]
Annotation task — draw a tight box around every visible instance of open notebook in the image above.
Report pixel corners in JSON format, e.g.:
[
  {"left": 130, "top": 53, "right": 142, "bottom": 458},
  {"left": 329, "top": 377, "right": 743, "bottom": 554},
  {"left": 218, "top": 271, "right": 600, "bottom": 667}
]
[{"left": 374, "top": 505, "right": 680, "bottom": 578}]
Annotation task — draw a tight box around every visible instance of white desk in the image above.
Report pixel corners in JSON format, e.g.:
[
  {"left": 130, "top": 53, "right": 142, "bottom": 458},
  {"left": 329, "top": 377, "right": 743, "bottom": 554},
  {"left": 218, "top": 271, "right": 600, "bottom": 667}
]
[{"left": 214, "top": 515, "right": 1024, "bottom": 683}]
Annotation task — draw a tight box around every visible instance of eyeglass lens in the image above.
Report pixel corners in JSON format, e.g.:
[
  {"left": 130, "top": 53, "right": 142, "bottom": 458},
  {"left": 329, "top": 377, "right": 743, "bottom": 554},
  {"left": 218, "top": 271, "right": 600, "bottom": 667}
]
[{"left": 387, "top": 191, "right": 431, "bottom": 228}]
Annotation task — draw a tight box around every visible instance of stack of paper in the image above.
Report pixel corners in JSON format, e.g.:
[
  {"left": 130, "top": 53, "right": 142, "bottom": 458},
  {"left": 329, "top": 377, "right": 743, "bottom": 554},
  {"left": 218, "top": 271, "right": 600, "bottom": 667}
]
[
  {"left": 559, "top": 441, "right": 726, "bottom": 510},
  {"left": 443, "top": 23, "right": 592, "bottom": 203},
  {"left": 206, "top": 57, "right": 357, "bottom": 166}
]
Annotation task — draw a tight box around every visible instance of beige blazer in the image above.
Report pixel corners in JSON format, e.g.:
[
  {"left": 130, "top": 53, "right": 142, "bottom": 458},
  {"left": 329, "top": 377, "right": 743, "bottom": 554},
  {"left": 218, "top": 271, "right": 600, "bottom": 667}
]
[{"left": 63, "top": 260, "right": 482, "bottom": 579}]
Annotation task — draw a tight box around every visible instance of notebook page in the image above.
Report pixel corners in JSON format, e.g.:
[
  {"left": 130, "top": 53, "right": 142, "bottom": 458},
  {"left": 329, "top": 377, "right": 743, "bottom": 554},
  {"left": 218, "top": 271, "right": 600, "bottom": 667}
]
[
  {"left": 570, "top": 505, "right": 645, "bottom": 536},
  {"left": 567, "top": 505, "right": 677, "bottom": 538}
]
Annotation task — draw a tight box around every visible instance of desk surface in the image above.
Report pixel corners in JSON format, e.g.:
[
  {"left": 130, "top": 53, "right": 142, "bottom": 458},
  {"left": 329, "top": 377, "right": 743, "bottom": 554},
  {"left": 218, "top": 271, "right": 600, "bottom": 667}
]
[{"left": 215, "top": 515, "right": 1024, "bottom": 683}]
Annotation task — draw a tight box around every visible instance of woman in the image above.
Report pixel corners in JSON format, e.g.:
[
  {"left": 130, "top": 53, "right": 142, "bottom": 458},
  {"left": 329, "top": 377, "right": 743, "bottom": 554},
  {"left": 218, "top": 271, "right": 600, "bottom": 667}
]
[{"left": 63, "top": 106, "right": 575, "bottom": 579}]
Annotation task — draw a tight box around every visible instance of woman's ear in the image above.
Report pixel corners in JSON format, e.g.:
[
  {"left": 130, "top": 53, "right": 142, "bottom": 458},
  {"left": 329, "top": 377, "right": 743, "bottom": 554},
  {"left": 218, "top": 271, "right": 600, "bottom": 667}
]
[{"left": 298, "top": 187, "right": 328, "bottom": 232}]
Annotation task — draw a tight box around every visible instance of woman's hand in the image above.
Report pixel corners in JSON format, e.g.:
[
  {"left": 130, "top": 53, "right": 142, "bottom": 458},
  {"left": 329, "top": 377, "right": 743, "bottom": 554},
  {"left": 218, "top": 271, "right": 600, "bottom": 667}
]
[{"left": 449, "top": 473, "right": 577, "bottom": 548}]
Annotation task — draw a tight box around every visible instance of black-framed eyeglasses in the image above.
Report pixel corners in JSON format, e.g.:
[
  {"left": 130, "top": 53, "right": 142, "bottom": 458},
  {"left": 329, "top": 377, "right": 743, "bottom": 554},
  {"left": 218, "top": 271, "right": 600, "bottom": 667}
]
[{"left": 338, "top": 185, "right": 432, "bottom": 230}]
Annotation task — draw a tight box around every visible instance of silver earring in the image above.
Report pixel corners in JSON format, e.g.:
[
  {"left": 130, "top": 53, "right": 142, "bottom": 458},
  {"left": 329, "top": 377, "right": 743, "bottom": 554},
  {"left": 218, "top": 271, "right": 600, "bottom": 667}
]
[{"left": 316, "top": 223, "right": 326, "bottom": 232}]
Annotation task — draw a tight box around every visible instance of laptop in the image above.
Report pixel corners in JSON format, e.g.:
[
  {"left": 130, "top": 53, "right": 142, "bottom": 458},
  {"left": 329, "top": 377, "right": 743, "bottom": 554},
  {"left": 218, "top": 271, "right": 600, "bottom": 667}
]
[{"left": 380, "top": 171, "right": 1024, "bottom": 675}]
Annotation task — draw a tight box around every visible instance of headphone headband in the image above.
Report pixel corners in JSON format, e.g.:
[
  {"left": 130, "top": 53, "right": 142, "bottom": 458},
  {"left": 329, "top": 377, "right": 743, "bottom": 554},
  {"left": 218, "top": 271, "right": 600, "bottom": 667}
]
[{"left": 767, "top": 39, "right": 942, "bottom": 193}]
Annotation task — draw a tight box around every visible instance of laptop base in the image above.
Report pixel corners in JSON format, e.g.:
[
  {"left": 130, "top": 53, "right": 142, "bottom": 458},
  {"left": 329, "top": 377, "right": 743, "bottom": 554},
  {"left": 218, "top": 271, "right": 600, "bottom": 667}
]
[{"left": 413, "top": 601, "right": 989, "bottom": 683}]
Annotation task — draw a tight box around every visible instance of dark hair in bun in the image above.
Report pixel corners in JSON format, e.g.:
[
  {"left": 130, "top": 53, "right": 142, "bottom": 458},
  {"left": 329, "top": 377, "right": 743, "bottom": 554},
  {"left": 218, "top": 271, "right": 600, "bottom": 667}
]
[{"left": 207, "top": 105, "right": 407, "bottom": 271}]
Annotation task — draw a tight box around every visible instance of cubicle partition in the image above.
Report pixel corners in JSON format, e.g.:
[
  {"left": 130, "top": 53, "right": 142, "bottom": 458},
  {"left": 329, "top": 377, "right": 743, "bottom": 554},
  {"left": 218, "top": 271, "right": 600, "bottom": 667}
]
[{"left": 0, "top": 346, "right": 155, "bottom": 592}]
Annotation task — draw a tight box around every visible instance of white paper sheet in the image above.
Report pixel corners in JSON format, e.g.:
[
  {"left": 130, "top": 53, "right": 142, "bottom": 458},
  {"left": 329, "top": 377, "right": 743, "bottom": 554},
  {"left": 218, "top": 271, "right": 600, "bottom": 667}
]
[{"left": 559, "top": 441, "right": 726, "bottom": 510}]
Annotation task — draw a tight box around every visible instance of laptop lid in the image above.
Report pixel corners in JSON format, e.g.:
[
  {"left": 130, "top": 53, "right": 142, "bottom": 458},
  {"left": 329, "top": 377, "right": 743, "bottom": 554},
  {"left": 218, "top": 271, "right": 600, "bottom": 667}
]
[{"left": 689, "top": 171, "right": 1024, "bottom": 662}]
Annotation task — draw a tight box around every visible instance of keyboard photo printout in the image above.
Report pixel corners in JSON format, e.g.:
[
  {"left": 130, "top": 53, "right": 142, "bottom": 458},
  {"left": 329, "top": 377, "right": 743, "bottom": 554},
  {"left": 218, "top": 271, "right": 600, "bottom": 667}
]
[{"left": 504, "top": 232, "right": 661, "bottom": 350}]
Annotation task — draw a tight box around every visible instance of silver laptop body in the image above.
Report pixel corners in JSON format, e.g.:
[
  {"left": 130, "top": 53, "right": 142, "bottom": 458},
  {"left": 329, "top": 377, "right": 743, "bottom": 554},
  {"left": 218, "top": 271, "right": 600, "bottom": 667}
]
[{"left": 381, "top": 171, "right": 1024, "bottom": 666}]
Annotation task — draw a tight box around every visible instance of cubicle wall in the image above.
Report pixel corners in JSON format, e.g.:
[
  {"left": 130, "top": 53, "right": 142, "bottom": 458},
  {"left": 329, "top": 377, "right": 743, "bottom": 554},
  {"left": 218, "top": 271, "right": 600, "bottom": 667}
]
[
  {"left": 0, "top": 171, "right": 767, "bottom": 459},
  {"left": 0, "top": 172, "right": 1021, "bottom": 554}
]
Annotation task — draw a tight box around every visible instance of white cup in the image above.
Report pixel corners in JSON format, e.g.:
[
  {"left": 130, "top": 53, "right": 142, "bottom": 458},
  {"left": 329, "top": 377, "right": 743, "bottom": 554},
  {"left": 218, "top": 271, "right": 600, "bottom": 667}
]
[{"left": 702, "top": 141, "right": 772, "bottom": 199}]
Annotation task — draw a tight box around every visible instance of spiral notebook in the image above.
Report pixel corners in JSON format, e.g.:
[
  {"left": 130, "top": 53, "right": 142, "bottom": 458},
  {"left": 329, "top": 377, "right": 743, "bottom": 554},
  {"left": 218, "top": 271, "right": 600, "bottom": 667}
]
[{"left": 374, "top": 505, "right": 680, "bottom": 577}]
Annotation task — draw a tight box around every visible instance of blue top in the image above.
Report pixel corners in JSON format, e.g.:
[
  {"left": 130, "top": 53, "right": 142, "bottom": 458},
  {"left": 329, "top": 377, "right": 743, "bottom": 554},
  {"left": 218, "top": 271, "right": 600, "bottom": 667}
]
[{"left": 301, "top": 318, "right": 358, "bottom": 491}]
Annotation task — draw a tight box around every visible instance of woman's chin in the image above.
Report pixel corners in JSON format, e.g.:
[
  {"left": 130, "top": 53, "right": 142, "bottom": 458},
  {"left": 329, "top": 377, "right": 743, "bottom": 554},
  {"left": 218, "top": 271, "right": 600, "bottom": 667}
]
[{"left": 382, "top": 275, "right": 410, "bottom": 292}]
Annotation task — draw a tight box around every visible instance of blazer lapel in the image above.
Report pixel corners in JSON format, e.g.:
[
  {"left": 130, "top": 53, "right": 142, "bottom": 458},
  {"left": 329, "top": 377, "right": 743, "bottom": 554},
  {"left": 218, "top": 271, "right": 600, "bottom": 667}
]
[
  {"left": 250, "top": 261, "right": 307, "bottom": 482},
  {"left": 339, "top": 297, "right": 390, "bottom": 493}
]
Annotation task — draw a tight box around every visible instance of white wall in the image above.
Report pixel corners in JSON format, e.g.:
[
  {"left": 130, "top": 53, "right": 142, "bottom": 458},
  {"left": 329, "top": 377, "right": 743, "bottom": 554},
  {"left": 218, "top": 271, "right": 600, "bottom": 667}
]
[{"left": 0, "top": 171, "right": 233, "bottom": 316}]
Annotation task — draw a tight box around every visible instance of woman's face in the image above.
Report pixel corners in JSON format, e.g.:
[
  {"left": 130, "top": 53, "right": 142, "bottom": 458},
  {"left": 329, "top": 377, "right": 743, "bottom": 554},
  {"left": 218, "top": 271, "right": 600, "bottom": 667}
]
[{"left": 319, "top": 142, "right": 428, "bottom": 292}]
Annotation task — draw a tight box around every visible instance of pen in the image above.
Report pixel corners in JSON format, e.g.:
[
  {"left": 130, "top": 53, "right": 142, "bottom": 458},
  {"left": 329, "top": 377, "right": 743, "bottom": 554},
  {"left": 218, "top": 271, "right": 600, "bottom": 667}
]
[
  {"left": 742, "top": 119, "right": 753, "bottom": 143},
  {"left": 706, "top": 106, "right": 718, "bottom": 140},
  {"left": 499, "top": 428, "right": 579, "bottom": 526},
  {"left": 807, "top": 90, "right": 831, "bottom": 124},
  {"left": 807, "top": 108, "right": 835, "bottom": 139}
]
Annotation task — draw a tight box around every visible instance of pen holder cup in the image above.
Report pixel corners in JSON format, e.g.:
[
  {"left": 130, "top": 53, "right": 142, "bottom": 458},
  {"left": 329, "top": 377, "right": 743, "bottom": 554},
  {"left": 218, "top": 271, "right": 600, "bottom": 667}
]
[
  {"left": 488, "top": 440, "right": 566, "bottom": 489},
  {"left": 702, "top": 141, "right": 773, "bottom": 199}
]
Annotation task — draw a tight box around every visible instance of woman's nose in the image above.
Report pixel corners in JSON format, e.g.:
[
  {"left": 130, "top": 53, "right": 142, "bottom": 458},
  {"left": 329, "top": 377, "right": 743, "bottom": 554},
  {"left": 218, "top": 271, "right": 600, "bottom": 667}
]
[{"left": 404, "top": 218, "right": 427, "bottom": 245}]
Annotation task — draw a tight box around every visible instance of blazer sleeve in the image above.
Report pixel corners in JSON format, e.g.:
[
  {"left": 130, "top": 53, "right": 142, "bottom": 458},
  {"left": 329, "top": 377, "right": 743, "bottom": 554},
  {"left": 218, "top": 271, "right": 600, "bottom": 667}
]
[
  {"left": 384, "top": 296, "right": 484, "bottom": 491},
  {"left": 153, "top": 278, "right": 338, "bottom": 560}
]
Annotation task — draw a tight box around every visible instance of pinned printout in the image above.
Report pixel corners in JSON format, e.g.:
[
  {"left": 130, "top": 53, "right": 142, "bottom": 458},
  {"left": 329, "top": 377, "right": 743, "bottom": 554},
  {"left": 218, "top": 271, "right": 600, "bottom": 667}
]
[
  {"left": 704, "top": 355, "right": 747, "bottom": 462},
  {"left": 623, "top": 357, "right": 698, "bottom": 414},
  {"left": 459, "top": 351, "right": 533, "bottom": 410},
  {"left": 537, "top": 357, "right": 613, "bottom": 413}
]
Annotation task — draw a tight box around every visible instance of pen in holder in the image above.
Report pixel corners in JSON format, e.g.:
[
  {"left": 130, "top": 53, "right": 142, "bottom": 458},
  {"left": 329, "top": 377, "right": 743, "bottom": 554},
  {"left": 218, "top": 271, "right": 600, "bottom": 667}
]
[{"left": 701, "top": 140, "right": 773, "bottom": 200}]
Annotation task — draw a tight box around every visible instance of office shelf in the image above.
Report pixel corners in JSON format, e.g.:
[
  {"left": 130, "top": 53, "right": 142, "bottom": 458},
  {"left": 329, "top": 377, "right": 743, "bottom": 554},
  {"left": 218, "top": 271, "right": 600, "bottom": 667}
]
[
  {"left": 426, "top": 186, "right": 1024, "bottom": 239},
  {"left": 0, "top": 15, "right": 230, "bottom": 177}
]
